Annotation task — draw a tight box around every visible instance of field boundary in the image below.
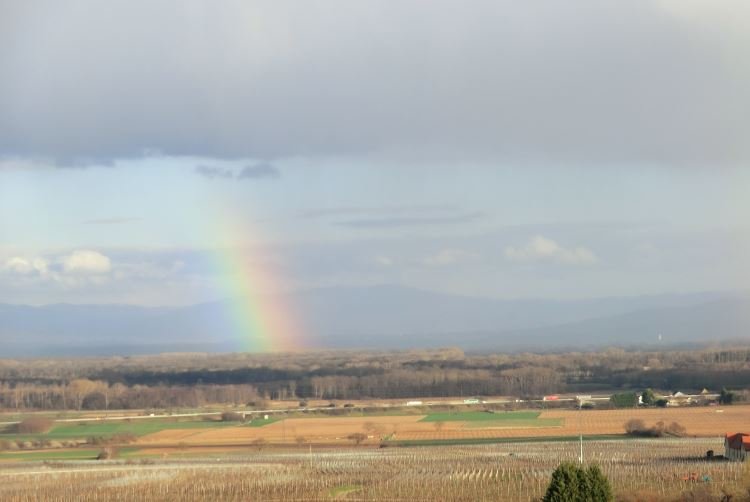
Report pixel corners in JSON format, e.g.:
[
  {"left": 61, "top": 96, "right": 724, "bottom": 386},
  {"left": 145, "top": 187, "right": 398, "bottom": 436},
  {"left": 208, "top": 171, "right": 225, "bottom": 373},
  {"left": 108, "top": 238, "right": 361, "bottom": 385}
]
[{"left": 385, "top": 434, "right": 633, "bottom": 447}]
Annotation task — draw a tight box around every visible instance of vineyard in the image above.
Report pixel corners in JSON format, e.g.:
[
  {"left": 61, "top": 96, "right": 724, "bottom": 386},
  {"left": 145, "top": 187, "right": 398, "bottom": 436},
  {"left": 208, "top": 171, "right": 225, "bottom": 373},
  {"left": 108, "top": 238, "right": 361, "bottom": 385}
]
[{"left": 0, "top": 438, "right": 748, "bottom": 501}]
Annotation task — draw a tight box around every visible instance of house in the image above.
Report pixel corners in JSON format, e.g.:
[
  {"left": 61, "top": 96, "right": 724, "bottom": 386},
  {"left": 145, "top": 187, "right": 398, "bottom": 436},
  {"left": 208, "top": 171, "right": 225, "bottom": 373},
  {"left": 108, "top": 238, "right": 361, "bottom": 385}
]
[
  {"left": 667, "top": 391, "right": 692, "bottom": 407},
  {"left": 725, "top": 433, "right": 750, "bottom": 461}
]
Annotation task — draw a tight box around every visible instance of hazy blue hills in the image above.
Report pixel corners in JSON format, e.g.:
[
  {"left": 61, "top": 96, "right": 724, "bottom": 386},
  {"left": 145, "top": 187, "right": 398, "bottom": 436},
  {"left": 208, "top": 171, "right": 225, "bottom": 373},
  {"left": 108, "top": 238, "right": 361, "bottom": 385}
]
[
  {"left": 0, "top": 286, "right": 745, "bottom": 356},
  {"left": 495, "top": 295, "right": 750, "bottom": 351}
]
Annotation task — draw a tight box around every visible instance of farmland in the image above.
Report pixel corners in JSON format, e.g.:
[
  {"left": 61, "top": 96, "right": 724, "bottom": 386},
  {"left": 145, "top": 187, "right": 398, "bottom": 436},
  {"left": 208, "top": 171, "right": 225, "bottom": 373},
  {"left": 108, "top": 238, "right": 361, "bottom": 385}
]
[
  {"left": 419, "top": 411, "right": 543, "bottom": 422},
  {"left": 133, "top": 405, "right": 750, "bottom": 447},
  {"left": 0, "top": 420, "right": 236, "bottom": 442},
  {"left": 420, "top": 411, "right": 564, "bottom": 429},
  {"left": 1, "top": 405, "right": 749, "bottom": 499},
  {"left": 2, "top": 405, "right": 749, "bottom": 451},
  {"left": 0, "top": 439, "right": 747, "bottom": 501}
]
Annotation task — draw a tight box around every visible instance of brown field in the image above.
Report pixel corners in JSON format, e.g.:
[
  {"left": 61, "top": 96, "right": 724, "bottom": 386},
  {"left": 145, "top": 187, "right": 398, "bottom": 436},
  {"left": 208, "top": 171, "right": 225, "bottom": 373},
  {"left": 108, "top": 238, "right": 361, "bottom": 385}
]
[
  {"left": 399, "top": 406, "right": 750, "bottom": 441},
  {"left": 137, "top": 405, "right": 750, "bottom": 447},
  {"left": 542, "top": 406, "right": 750, "bottom": 437},
  {"left": 140, "top": 416, "right": 441, "bottom": 446}
]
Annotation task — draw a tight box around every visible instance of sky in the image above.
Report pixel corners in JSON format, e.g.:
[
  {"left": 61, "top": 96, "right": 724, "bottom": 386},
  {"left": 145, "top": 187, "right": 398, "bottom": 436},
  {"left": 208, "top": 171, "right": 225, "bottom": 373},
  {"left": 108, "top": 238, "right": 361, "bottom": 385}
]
[{"left": 1, "top": 0, "right": 749, "bottom": 306}]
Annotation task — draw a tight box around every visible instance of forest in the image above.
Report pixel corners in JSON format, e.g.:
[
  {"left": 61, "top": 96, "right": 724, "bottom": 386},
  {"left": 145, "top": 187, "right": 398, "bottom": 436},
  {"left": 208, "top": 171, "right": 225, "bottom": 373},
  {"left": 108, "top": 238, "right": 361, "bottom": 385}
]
[{"left": 1, "top": 346, "right": 749, "bottom": 410}]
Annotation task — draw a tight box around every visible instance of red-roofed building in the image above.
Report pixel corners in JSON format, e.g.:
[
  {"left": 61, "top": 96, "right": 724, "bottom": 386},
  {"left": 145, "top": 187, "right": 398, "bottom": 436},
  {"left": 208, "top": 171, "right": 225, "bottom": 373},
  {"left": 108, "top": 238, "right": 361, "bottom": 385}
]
[{"left": 725, "top": 433, "right": 750, "bottom": 461}]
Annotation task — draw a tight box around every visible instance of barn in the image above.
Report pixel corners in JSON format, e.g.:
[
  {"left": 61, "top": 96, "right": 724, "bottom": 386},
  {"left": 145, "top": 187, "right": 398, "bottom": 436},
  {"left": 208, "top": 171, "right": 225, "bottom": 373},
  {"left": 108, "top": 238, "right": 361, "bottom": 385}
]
[{"left": 725, "top": 433, "right": 750, "bottom": 461}]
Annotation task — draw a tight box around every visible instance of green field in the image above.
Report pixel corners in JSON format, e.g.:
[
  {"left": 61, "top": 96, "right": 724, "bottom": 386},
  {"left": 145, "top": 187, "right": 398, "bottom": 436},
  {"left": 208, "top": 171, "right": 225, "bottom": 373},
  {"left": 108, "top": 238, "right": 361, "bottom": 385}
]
[
  {"left": 0, "top": 449, "right": 100, "bottom": 461},
  {"left": 420, "top": 411, "right": 541, "bottom": 422},
  {"left": 245, "top": 416, "right": 282, "bottom": 427},
  {"left": 0, "top": 418, "right": 237, "bottom": 441}
]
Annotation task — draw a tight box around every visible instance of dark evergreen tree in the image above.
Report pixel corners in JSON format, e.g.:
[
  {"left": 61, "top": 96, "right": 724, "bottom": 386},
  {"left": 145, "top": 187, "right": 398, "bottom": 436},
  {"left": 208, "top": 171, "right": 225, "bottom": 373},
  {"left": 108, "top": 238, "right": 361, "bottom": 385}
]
[
  {"left": 584, "top": 465, "right": 613, "bottom": 502},
  {"left": 542, "top": 462, "right": 580, "bottom": 502},
  {"left": 542, "top": 462, "right": 613, "bottom": 502},
  {"left": 576, "top": 465, "right": 592, "bottom": 501}
]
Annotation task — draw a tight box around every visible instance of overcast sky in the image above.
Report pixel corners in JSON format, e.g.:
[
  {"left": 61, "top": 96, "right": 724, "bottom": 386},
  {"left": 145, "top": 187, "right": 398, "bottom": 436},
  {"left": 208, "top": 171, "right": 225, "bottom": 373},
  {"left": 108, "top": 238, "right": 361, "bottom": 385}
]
[{"left": 1, "top": 1, "right": 749, "bottom": 305}]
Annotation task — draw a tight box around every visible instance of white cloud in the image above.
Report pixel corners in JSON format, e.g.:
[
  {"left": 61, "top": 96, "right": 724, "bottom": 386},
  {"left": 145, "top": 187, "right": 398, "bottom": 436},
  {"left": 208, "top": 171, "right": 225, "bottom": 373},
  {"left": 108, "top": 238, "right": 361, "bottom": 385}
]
[
  {"left": 2, "top": 250, "right": 112, "bottom": 280},
  {"left": 505, "top": 236, "right": 597, "bottom": 265},
  {"left": 0, "top": 249, "right": 197, "bottom": 303},
  {"left": 61, "top": 250, "right": 111, "bottom": 275},
  {"left": 3, "top": 256, "right": 49, "bottom": 275},
  {"left": 423, "top": 249, "right": 478, "bottom": 267}
]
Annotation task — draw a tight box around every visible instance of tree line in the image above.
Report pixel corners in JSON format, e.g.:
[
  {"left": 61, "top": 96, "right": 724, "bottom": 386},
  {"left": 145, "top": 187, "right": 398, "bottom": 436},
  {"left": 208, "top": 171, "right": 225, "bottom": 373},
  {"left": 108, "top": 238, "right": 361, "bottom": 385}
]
[{"left": 0, "top": 345, "right": 748, "bottom": 410}]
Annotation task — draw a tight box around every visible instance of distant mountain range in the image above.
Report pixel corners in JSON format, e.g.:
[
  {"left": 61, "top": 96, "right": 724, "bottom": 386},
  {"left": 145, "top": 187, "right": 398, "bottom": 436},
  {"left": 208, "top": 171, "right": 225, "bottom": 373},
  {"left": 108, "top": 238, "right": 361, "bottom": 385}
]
[{"left": 1, "top": 285, "right": 747, "bottom": 356}]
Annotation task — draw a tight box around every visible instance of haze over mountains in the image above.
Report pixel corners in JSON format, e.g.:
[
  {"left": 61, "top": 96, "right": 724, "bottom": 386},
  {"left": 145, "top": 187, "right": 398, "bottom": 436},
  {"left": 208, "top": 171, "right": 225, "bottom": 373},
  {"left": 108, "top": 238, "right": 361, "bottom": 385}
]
[{"left": 1, "top": 285, "right": 747, "bottom": 356}]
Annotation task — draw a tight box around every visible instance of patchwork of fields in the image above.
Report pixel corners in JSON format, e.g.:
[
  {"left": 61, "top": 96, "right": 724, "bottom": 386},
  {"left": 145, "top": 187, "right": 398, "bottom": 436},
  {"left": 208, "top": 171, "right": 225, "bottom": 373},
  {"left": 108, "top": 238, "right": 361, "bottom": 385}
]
[
  {"left": 132, "top": 405, "right": 750, "bottom": 447},
  {"left": 397, "top": 406, "right": 750, "bottom": 442},
  {"left": 0, "top": 405, "right": 748, "bottom": 500},
  {"left": 0, "top": 405, "right": 748, "bottom": 461}
]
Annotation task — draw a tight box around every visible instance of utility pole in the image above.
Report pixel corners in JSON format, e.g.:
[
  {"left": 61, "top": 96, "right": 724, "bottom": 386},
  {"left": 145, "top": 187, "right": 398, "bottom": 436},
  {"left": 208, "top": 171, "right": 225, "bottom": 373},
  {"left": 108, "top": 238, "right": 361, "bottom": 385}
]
[{"left": 578, "top": 398, "right": 584, "bottom": 464}]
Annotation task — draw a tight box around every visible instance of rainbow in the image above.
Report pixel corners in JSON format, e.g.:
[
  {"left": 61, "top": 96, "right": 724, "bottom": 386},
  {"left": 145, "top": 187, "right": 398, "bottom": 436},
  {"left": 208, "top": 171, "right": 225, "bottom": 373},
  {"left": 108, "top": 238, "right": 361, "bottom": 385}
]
[{"left": 207, "top": 214, "right": 303, "bottom": 353}]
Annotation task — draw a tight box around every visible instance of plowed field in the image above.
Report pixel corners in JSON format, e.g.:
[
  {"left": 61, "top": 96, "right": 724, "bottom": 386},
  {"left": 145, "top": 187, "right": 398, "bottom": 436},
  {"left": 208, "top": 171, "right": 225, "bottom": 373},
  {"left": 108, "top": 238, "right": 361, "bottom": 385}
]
[
  {"left": 137, "top": 405, "right": 749, "bottom": 446},
  {"left": 399, "top": 406, "right": 749, "bottom": 440}
]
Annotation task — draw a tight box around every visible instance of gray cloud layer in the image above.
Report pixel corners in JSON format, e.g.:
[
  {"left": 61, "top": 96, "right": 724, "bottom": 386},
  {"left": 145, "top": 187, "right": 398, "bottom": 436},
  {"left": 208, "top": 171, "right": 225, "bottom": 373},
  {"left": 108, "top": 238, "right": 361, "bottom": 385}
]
[{"left": 2, "top": 1, "right": 749, "bottom": 166}]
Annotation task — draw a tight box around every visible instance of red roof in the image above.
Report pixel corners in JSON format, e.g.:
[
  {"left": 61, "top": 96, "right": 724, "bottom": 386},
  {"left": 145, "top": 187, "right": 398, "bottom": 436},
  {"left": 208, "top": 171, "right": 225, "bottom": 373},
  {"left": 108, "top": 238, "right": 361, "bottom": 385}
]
[{"left": 725, "top": 433, "right": 750, "bottom": 451}]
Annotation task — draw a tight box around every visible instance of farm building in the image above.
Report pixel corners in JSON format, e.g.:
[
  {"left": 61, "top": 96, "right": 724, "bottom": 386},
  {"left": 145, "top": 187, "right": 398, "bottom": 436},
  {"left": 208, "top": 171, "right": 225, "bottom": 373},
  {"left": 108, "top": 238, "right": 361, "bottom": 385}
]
[
  {"left": 724, "top": 433, "right": 750, "bottom": 461},
  {"left": 667, "top": 391, "right": 692, "bottom": 407}
]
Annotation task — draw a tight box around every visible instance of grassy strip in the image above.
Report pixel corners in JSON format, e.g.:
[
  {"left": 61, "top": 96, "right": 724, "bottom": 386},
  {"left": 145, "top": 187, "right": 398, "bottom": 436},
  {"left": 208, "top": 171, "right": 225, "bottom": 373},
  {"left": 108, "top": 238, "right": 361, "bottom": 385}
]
[
  {"left": 51, "top": 419, "right": 236, "bottom": 435},
  {"left": 0, "top": 419, "right": 235, "bottom": 441},
  {"left": 420, "top": 411, "right": 540, "bottom": 422},
  {"left": 386, "top": 434, "right": 630, "bottom": 447},
  {"left": 0, "top": 449, "right": 100, "bottom": 461},
  {"left": 246, "top": 417, "right": 282, "bottom": 427}
]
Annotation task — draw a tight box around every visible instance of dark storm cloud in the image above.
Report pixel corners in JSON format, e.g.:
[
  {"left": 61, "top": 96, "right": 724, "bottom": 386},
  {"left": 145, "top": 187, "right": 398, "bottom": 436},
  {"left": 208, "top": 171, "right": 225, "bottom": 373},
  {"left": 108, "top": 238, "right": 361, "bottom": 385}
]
[{"left": 1, "top": 1, "right": 749, "bottom": 166}]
